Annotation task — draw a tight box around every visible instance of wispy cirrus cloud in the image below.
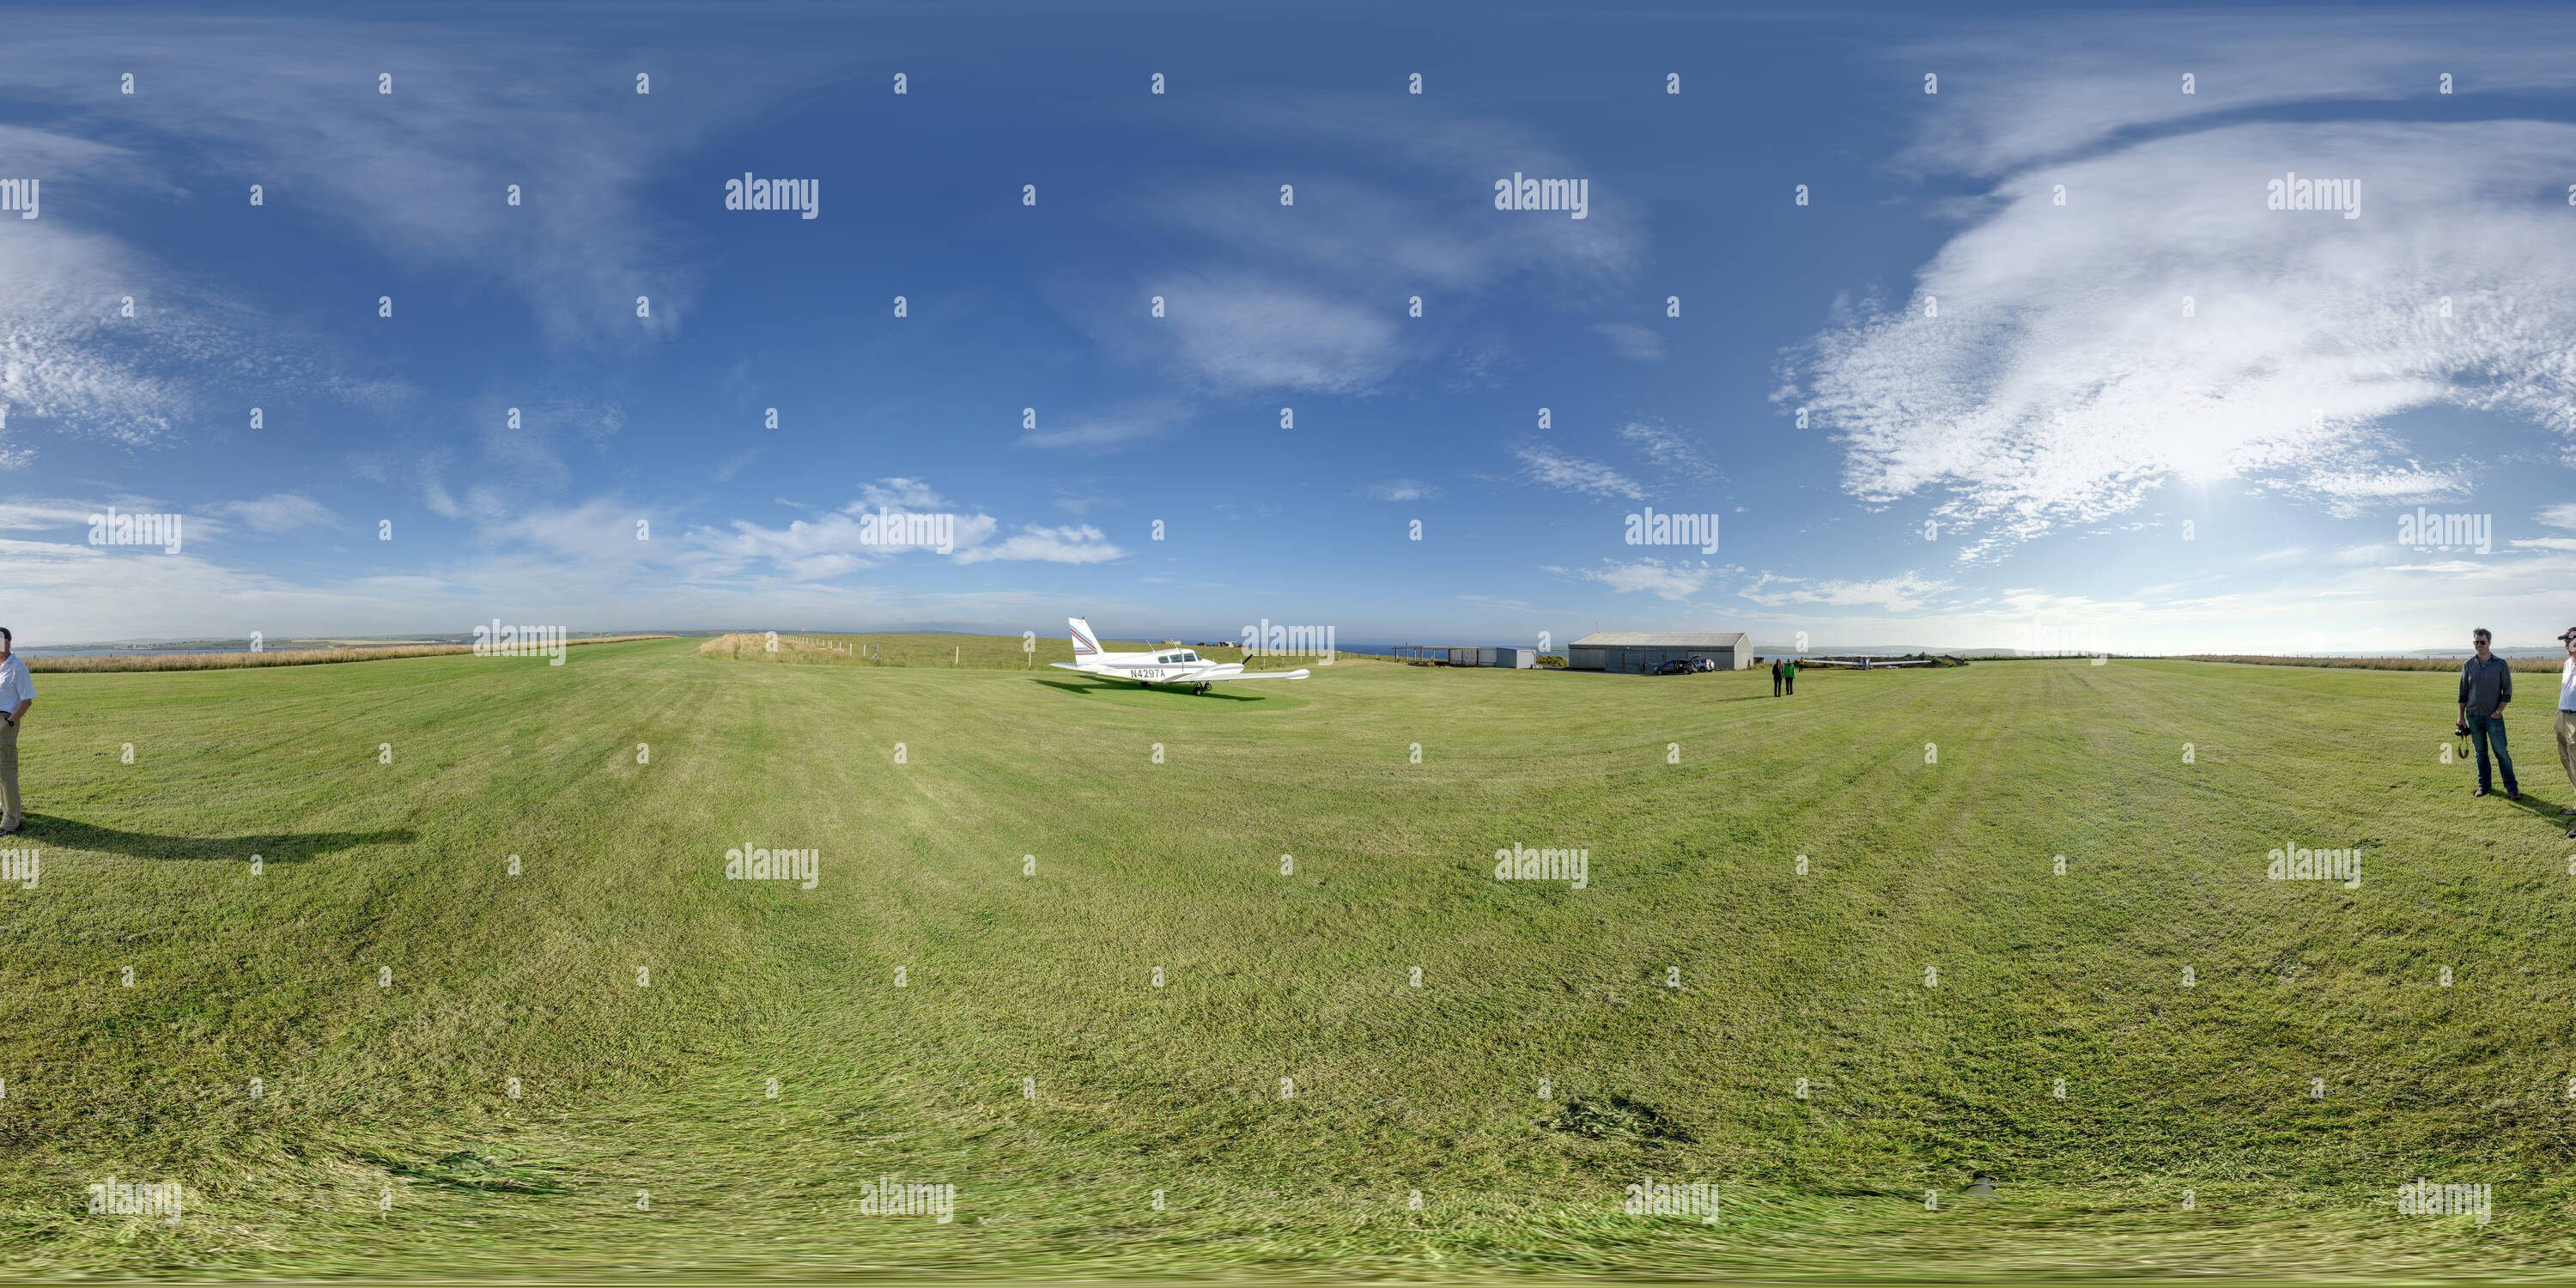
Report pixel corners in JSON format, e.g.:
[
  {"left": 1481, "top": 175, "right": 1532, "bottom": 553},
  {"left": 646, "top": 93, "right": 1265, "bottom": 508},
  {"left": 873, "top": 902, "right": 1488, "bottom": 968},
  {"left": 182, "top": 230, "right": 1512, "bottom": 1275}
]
[
  {"left": 1740, "top": 572, "right": 1952, "bottom": 614},
  {"left": 1362, "top": 478, "right": 1440, "bottom": 501},
  {"left": 1785, "top": 19, "right": 2576, "bottom": 565},
  {"left": 210, "top": 493, "right": 338, "bottom": 534},
  {"left": 1899, "top": 15, "right": 2576, "bottom": 178},
  {"left": 0, "top": 14, "right": 869, "bottom": 466},
  {"left": 0, "top": 19, "right": 847, "bottom": 349},
  {"left": 1592, "top": 322, "right": 1665, "bottom": 361},
  {"left": 1059, "top": 101, "right": 1643, "bottom": 401},
  {"left": 1554, "top": 556, "right": 1711, "bottom": 600},
  {"left": 1513, "top": 443, "right": 1644, "bottom": 501},
  {"left": 1018, "top": 400, "right": 1185, "bottom": 453},
  {"left": 1786, "top": 118, "right": 2576, "bottom": 562},
  {"left": 952, "top": 523, "right": 1121, "bottom": 565},
  {"left": 693, "top": 478, "right": 1121, "bottom": 578},
  {"left": 1617, "top": 419, "right": 1725, "bottom": 486}
]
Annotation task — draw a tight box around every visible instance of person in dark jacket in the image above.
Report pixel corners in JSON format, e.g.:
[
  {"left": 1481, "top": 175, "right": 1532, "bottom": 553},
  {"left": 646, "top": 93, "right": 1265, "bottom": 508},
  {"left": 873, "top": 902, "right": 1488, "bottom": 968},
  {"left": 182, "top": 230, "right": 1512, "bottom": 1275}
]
[
  {"left": 2458, "top": 627, "right": 2518, "bottom": 799},
  {"left": 1771, "top": 658, "right": 1783, "bottom": 697}
]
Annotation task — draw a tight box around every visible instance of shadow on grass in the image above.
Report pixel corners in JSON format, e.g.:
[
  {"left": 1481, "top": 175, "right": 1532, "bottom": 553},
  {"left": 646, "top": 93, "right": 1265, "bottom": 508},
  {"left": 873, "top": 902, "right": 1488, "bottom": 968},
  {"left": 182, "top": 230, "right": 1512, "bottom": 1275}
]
[
  {"left": 2499, "top": 792, "right": 2575, "bottom": 831},
  {"left": 367, "top": 1149, "right": 573, "bottom": 1196},
  {"left": 15, "top": 814, "right": 415, "bottom": 863},
  {"left": 1031, "top": 677, "right": 1268, "bottom": 702}
]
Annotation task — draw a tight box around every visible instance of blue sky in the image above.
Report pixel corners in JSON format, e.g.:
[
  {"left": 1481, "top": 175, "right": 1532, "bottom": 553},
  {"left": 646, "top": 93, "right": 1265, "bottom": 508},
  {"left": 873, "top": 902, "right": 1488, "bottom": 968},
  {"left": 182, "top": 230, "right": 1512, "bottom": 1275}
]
[{"left": 6, "top": 3, "right": 2576, "bottom": 653}]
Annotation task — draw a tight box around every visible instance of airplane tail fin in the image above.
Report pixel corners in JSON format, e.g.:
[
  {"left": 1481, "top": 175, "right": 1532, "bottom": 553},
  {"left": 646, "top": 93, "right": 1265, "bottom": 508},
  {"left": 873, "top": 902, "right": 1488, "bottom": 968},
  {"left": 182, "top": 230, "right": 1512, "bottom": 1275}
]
[{"left": 1067, "top": 617, "right": 1103, "bottom": 659}]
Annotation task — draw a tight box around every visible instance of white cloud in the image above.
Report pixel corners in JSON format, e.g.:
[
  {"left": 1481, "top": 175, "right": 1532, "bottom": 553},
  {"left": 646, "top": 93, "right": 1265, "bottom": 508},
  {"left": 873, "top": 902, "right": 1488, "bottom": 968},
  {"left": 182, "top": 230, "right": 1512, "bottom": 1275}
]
[
  {"left": 1063, "top": 106, "right": 1642, "bottom": 398},
  {"left": 483, "top": 497, "right": 661, "bottom": 563},
  {"left": 712, "top": 450, "right": 760, "bottom": 483},
  {"left": 1158, "top": 280, "right": 1406, "bottom": 396},
  {"left": 211, "top": 494, "right": 337, "bottom": 534},
  {"left": 0, "top": 14, "right": 870, "bottom": 478},
  {"left": 1364, "top": 479, "right": 1438, "bottom": 501},
  {"left": 0, "top": 222, "right": 204, "bottom": 459},
  {"left": 1592, "top": 322, "right": 1666, "bottom": 361},
  {"left": 1514, "top": 444, "right": 1644, "bottom": 501},
  {"left": 1788, "top": 118, "right": 2576, "bottom": 562},
  {"left": 0, "top": 498, "right": 106, "bottom": 531},
  {"left": 0, "top": 25, "right": 841, "bottom": 349},
  {"left": 1051, "top": 487, "right": 1122, "bottom": 516},
  {"left": 951, "top": 524, "right": 1123, "bottom": 566},
  {"left": 1617, "top": 419, "right": 1724, "bottom": 486},
  {"left": 2537, "top": 503, "right": 2576, "bottom": 530},
  {"left": 1563, "top": 557, "right": 1710, "bottom": 600},
  {"left": 1899, "top": 17, "right": 2576, "bottom": 178},
  {"left": 1018, "top": 400, "right": 1185, "bottom": 453},
  {"left": 422, "top": 476, "right": 465, "bottom": 521},
  {"left": 854, "top": 478, "right": 955, "bottom": 513},
  {"left": 1740, "top": 573, "right": 1952, "bottom": 614},
  {"left": 694, "top": 479, "right": 1121, "bottom": 575}
]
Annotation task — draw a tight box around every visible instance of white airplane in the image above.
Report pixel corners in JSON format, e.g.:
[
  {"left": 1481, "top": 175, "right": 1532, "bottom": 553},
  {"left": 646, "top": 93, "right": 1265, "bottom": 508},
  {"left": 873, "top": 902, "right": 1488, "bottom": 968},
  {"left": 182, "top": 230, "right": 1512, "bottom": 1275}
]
[{"left": 1051, "top": 617, "right": 1310, "bottom": 695}]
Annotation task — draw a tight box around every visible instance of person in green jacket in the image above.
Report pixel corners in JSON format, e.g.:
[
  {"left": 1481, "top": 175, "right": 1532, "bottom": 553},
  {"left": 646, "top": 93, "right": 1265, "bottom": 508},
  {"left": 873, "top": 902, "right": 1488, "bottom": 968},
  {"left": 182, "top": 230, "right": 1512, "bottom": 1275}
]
[{"left": 1784, "top": 657, "right": 1797, "bottom": 696}]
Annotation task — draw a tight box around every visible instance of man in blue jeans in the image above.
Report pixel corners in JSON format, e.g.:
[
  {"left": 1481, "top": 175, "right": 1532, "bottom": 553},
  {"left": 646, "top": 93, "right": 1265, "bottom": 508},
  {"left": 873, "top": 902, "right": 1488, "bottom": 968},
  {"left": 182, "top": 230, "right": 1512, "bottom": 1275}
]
[{"left": 2458, "top": 628, "right": 2517, "bottom": 799}]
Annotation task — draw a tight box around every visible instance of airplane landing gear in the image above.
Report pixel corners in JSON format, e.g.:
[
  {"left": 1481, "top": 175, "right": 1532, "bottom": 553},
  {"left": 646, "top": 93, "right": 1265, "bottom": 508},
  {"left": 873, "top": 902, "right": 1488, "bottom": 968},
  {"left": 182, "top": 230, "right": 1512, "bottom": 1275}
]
[{"left": 1193, "top": 683, "right": 1211, "bottom": 695}]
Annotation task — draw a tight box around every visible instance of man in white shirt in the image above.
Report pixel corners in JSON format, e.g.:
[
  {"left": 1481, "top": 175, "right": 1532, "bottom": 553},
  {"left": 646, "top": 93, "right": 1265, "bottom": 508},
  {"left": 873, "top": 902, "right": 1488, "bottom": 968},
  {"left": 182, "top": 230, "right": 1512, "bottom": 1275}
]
[
  {"left": 0, "top": 628, "right": 33, "bottom": 835},
  {"left": 2557, "top": 627, "right": 2576, "bottom": 838}
]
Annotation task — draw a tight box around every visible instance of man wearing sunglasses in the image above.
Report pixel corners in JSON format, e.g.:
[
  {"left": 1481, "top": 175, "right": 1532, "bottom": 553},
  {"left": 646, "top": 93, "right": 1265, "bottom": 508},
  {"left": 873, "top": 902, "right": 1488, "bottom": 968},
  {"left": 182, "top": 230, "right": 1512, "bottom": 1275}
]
[{"left": 2458, "top": 628, "right": 2517, "bottom": 800}]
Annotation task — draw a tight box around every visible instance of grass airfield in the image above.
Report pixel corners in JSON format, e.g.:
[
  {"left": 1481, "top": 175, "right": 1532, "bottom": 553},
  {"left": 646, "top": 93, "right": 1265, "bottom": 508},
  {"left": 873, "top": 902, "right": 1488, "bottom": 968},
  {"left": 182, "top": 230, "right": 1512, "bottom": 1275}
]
[{"left": 1, "top": 636, "right": 2572, "bottom": 1279}]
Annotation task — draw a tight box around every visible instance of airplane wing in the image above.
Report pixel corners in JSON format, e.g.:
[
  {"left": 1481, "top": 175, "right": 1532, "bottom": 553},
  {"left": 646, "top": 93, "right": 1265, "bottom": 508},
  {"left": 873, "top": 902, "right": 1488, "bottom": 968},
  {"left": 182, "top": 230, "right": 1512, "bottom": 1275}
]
[
  {"left": 1207, "top": 667, "right": 1310, "bottom": 681},
  {"left": 1049, "top": 662, "right": 1097, "bottom": 672}
]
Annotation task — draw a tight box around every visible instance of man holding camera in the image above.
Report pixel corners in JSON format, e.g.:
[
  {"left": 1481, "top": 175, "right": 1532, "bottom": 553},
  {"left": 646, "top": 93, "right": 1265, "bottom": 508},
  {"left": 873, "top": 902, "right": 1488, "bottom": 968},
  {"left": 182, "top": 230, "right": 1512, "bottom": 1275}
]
[{"left": 2458, "top": 628, "right": 2517, "bottom": 799}]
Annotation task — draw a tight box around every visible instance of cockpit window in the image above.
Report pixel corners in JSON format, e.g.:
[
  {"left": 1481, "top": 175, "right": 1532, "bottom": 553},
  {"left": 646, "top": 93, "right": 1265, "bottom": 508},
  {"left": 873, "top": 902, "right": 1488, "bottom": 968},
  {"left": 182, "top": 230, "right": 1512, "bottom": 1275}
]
[{"left": 1180, "top": 652, "right": 1199, "bottom": 662}]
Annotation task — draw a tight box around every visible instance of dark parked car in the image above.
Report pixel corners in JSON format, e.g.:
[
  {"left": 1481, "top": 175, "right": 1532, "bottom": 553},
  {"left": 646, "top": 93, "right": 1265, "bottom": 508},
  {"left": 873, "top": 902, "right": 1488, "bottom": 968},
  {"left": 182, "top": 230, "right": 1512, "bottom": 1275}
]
[{"left": 1653, "top": 659, "right": 1696, "bottom": 675}]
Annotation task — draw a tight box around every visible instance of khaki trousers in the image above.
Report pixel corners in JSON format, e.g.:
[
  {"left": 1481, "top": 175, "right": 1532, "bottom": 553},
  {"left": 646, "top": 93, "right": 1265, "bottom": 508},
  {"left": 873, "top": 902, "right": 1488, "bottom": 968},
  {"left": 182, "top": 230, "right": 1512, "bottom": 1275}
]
[
  {"left": 0, "top": 717, "right": 19, "bottom": 829},
  {"left": 2558, "top": 710, "right": 2576, "bottom": 798}
]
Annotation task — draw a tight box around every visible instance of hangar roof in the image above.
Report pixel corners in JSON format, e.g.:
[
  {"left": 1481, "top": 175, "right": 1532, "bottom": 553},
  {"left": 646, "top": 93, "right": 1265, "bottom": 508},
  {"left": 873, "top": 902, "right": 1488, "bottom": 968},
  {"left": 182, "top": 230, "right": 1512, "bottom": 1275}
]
[{"left": 1568, "top": 632, "right": 1750, "bottom": 647}]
